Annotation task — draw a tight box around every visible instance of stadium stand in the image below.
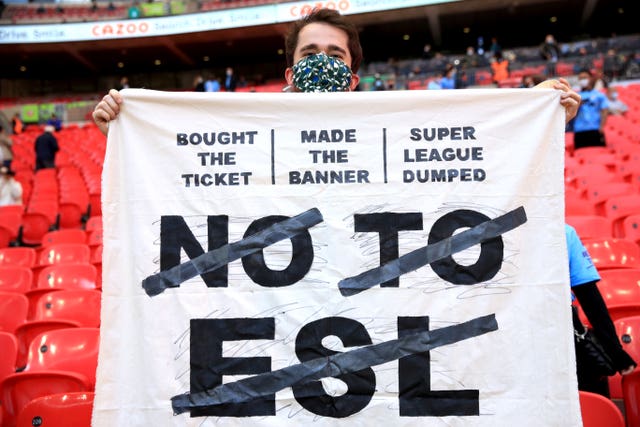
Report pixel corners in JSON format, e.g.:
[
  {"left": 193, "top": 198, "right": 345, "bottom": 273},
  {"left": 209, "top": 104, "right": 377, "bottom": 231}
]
[{"left": 0, "top": 1, "right": 639, "bottom": 424}]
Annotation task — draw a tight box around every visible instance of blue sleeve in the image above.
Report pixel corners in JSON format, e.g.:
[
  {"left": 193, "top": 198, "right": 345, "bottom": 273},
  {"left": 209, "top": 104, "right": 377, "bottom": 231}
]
[
  {"left": 566, "top": 224, "right": 600, "bottom": 287},
  {"left": 598, "top": 92, "right": 610, "bottom": 111}
]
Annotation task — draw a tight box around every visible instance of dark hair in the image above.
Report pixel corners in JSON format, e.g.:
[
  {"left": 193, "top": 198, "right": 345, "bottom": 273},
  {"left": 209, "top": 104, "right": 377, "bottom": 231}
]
[
  {"left": 285, "top": 8, "right": 363, "bottom": 73},
  {"left": 578, "top": 68, "right": 592, "bottom": 76}
]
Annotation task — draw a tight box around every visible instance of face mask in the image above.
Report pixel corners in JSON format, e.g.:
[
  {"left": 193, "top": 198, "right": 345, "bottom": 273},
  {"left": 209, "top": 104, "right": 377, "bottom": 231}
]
[
  {"left": 578, "top": 78, "right": 590, "bottom": 89},
  {"left": 611, "top": 93, "right": 618, "bottom": 99},
  {"left": 292, "top": 52, "right": 352, "bottom": 92}
]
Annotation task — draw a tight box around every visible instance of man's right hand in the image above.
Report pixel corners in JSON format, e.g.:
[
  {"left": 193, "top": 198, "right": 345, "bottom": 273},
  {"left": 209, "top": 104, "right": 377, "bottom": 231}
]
[{"left": 92, "top": 89, "right": 123, "bottom": 136}]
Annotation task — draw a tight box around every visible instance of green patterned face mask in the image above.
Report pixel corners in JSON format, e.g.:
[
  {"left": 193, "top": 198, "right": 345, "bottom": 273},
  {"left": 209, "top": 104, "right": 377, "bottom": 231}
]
[{"left": 292, "top": 52, "right": 352, "bottom": 92}]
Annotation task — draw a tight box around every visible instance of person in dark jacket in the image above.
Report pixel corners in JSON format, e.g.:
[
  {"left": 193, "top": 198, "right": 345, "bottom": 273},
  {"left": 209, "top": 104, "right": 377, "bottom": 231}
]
[{"left": 34, "top": 125, "right": 59, "bottom": 170}]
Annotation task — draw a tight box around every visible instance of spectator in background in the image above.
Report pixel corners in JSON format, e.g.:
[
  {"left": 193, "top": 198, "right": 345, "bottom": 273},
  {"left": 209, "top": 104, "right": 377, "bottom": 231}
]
[
  {"left": 11, "top": 113, "right": 23, "bottom": 135},
  {"left": 128, "top": 1, "right": 141, "bottom": 18},
  {"left": 372, "top": 73, "right": 385, "bottom": 90},
  {"left": 193, "top": 75, "right": 205, "bottom": 92},
  {"left": 603, "top": 48, "right": 623, "bottom": 84},
  {"left": 204, "top": 74, "right": 220, "bottom": 92},
  {"left": 489, "top": 37, "right": 501, "bottom": 57},
  {"left": 426, "top": 71, "right": 442, "bottom": 90},
  {"left": 117, "top": 76, "right": 130, "bottom": 90},
  {"left": 606, "top": 86, "right": 628, "bottom": 115},
  {"left": 490, "top": 51, "right": 509, "bottom": 85},
  {"left": 440, "top": 64, "right": 456, "bottom": 89},
  {"left": 571, "top": 69, "right": 609, "bottom": 149},
  {"left": 0, "top": 125, "right": 13, "bottom": 168},
  {"left": 46, "top": 113, "right": 62, "bottom": 131},
  {"left": 540, "top": 34, "right": 560, "bottom": 77},
  {"left": 567, "top": 224, "right": 636, "bottom": 397},
  {"left": 573, "top": 46, "right": 593, "bottom": 74},
  {"left": 0, "top": 166, "right": 22, "bottom": 206},
  {"left": 224, "top": 67, "right": 237, "bottom": 92},
  {"left": 34, "top": 125, "right": 59, "bottom": 170}
]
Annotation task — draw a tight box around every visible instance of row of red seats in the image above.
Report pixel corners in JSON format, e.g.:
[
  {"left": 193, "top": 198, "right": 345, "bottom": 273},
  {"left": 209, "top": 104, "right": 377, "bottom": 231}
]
[{"left": 0, "top": 226, "right": 103, "bottom": 425}]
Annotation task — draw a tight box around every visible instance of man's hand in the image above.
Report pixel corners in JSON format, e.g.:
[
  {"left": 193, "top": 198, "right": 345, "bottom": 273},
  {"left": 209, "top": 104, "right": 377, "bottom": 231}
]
[
  {"left": 92, "top": 89, "right": 123, "bottom": 136},
  {"left": 533, "top": 78, "right": 581, "bottom": 124}
]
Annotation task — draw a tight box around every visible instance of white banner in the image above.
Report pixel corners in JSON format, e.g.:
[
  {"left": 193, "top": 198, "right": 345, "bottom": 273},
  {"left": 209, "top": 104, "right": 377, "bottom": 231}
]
[{"left": 93, "top": 88, "right": 580, "bottom": 426}]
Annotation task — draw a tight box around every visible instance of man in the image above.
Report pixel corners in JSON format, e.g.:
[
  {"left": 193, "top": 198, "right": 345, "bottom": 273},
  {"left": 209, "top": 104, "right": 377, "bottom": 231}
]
[
  {"left": 0, "top": 166, "right": 23, "bottom": 206},
  {"left": 571, "top": 69, "right": 609, "bottom": 149},
  {"left": 34, "top": 125, "right": 59, "bottom": 170},
  {"left": 92, "top": 9, "right": 579, "bottom": 134},
  {"left": 606, "top": 86, "right": 628, "bottom": 115}
]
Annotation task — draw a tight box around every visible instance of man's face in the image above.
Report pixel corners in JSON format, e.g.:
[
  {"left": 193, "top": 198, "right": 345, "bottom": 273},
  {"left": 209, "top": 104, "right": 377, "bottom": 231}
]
[{"left": 285, "top": 22, "right": 360, "bottom": 91}]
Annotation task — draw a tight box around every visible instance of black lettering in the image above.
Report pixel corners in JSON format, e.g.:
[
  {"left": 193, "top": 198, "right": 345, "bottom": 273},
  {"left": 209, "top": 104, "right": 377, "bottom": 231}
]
[
  {"left": 398, "top": 317, "right": 479, "bottom": 416},
  {"left": 177, "top": 133, "right": 188, "bottom": 145},
  {"left": 427, "top": 210, "right": 504, "bottom": 284},
  {"left": 410, "top": 128, "right": 421, "bottom": 141},
  {"left": 241, "top": 215, "right": 314, "bottom": 286},
  {"left": 190, "top": 318, "right": 275, "bottom": 417},
  {"left": 160, "top": 216, "right": 228, "bottom": 287},
  {"left": 354, "top": 213, "right": 423, "bottom": 288},
  {"left": 293, "top": 317, "right": 375, "bottom": 417}
]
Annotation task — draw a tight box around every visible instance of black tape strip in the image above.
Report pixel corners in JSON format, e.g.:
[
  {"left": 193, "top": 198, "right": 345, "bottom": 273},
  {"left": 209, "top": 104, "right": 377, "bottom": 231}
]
[
  {"left": 142, "top": 208, "right": 323, "bottom": 296},
  {"left": 171, "top": 313, "right": 498, "bottom": 415},
  {"left": 338, "top": 206, "right": 527, "bottom": 296}
]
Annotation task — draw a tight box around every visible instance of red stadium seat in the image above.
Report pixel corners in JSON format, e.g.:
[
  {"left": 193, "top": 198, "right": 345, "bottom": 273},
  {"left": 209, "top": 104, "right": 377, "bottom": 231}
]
[
  {"left": 26, "top": 263, "right": 98, "bottom": 317},
  {"left": 604, "top": 195, "right": 640, "bottom": 238},
  {"left": 85, "top": 215, "right": 102, "bottom": 232},
  {"left": 20, "top": 212, "right": 55, "bottom": 246},
  {"left": 0, "top": 247, "right": 36, "bottom": 268},
  {"left": 596, "top": 269, "right": 640, "bottom": 322},
  {"left": 623, "top": 214, "right": 640, "bottom": 245},
  {"left": 36, "top": 243, "right": 91, "bottom": 266},
  {"left": 578, "top": 390, "right": 625, "bottom": 427},
  {"left": 584, "top": 182, "right": 636, "bottom": 216},
  {"left": 0, "top": 331, "right": 17, "bottom": 383},
  {"left": 0, "top": 292, "right": 28, "bottom": 333},
  {"left": 0, "top": 372, "right": 90, "bottom": 427},
  {"left": 582, "top": 238, "right": 640, "bottom": 270},
  {"left": 32, "top": 289, "right": 101, "bottom": 327},
  {"left": 41, "top": 229, "right": 88, "bottom": 247},
  {"left": 622, "top": 369, "right": 640, "bottom": 427},
  {"left": 608, "top": 315, "right": 640, "bottom": 399},
  {"left": 0, "top": 210, "right": 22, "bottom": 248},
  {"left": 0, "top": 266, "right": 32, "bottom": 293},
  {"left": 565, "top": 215, "right": 613, "bottom": 240},
  {"left": 14, "top": 320, "right": 80, "bottom": 369},
  {"left": 16, "top": 391, "right": 95, "bottom": 427}
]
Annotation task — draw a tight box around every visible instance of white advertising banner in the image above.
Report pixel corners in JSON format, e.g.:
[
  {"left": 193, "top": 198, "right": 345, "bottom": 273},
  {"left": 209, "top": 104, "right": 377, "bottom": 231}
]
[{"left": 93, "top": 88, "right": 580, "bottom": 426}]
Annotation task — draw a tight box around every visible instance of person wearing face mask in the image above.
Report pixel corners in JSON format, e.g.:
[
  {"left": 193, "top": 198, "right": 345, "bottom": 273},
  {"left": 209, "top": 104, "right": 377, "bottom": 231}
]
[
  {"left": 571, "top": 69, "right": 609, "bottom": 150},
  {"left": 92, "top": 9, "right": 580, "bottom": 136},
  {"left": 606, "top": 86, "right": 628, "bottom": 115}
]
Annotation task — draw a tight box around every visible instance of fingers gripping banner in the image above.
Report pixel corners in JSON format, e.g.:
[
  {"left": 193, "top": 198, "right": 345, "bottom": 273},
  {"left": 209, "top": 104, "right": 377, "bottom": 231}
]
[{"left": 94, "top": 89, "right": 580, "bottom": 426}]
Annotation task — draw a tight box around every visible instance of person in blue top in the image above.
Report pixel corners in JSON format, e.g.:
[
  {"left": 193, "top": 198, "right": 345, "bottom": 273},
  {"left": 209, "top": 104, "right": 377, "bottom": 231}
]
[
  {"left": 566, "top": 224, "right": 636, "bottom": 397},
  {"left": 571, "top": 69, "right": 609, "bottom": 149}
]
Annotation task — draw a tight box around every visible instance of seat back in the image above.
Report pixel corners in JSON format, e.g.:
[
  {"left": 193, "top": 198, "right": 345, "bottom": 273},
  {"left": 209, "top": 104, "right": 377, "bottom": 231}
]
[
  {"left": 0, "top": 266, "right": 33, "bottom": 293},
  {"left": 0, "top": 292, "right": 28, "bottom": 333},
  {"left": 582, "top": 238, "right": 640, "bottom": 270},
  {"left": 16, "top": 391, "right": 95, "bottom": 427},
  {"left": 24, "top": 327, "right": 100, "bottom": 387},
  {"left": 0, "top": 331, "right": 17, "bottom": 383},
  {"left": 35, "top": 263, "right": 98, "bottom": 291},
  {"left": 604, "top": 195, "right": 640, "bottom": 237},
  {"left": 597, "top": 269, "right": 640, "bottom": 321},
  {"left": 578, "top": 390, "right": 625, "bottom": 427},
  {"left": 1, "top": 372, "right": 89, "bottom": 427},
  {"left": 33, "top": 289, "right": 101, "bottom": 327},
  {"left": 37, "top": 243, "right": 91, "bottom": 267},
  {"left": 622, "top": 369, "right": 640, "bottom": 427},
  {"left": 0, "top": 247, "right": 36, "bottom": 268},
  {"left": 623, "top": 214, "right": 640, "bottom": 244},
  {"left": 41, "top": 229, "right": 88, "bottom": 247},
  {"left": 566, "top": 215, "right": 613, "bottom": 240}
]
